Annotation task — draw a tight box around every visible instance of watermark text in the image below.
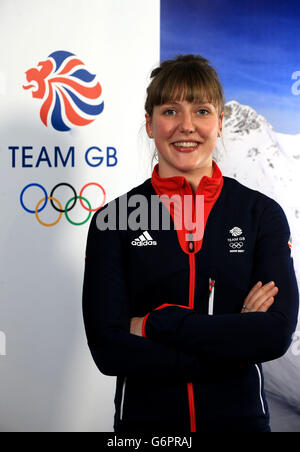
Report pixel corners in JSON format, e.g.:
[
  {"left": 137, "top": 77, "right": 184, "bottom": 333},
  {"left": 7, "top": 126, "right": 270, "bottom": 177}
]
[{"left": 96, "top": 194, "right": 204, "bottom": 241}]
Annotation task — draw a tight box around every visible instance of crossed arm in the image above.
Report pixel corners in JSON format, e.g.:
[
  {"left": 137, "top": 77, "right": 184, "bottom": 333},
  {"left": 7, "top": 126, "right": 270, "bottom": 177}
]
[
  {"left": 83, "top": 200, "right": 299, "bottom": 377},
  {"left": 130, "top": 280, "right": 279, "bottom": 336},
  {"left": 130, "top": 201, "right": 298, "bottom": 364}
]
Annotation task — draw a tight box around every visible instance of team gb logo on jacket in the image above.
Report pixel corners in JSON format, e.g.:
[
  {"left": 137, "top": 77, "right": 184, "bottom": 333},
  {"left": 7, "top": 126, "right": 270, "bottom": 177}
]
[
  {"left": 228, "top": 226, "right": 246, "bottom": 253},
  {"left": 23, "top": 50, "right": 104, "bottom": 131}
]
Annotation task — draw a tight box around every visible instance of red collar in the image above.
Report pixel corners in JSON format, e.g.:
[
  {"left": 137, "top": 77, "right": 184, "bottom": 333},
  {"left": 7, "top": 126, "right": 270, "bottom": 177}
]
[
  {"left": 151, "top": 161, "right": 224, "bottom": 253},
  {"left": 151, "top": 160, "right": 223, "bottom": 199}
]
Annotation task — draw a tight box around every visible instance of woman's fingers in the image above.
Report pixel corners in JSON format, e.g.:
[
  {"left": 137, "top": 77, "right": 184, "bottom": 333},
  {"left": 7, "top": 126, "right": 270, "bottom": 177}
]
[
  {"left": 252, "top": 288, "right": 277, "bottom": 311},
  {"left": 247, "top": 281, "right": 274, "bottom": 306},
  {"left": 256, "top": 297, "right": 274, "bottom": 312},
  {"left": 248, "top": 284, "right": 278, "bottom": 311},
  {"left": 244, "top": 281, "right": 262, "bottom": 304},
  {"left": 242, "top": 281, "right": 278, "bottom": 313}
]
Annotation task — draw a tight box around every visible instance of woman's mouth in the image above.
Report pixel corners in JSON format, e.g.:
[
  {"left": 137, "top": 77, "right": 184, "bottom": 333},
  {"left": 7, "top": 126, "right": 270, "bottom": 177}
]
[{"left": 171, "top": 141, "right": 200, "bottom": 152}]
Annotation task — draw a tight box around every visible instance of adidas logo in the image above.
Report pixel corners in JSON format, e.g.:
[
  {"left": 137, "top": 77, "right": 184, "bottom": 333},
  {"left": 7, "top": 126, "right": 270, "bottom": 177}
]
[{"left": 131, "top": 231, "right": 157, "bottom": 246}]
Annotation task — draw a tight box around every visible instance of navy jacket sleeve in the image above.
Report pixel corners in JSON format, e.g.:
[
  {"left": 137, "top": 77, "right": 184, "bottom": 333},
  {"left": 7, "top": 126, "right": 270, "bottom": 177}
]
[
  {"left": 144, "top": 198, "right": 299, "bottom": 365},
  {"left": 83, "top": 209, "right": 214, "bottom": 379}
]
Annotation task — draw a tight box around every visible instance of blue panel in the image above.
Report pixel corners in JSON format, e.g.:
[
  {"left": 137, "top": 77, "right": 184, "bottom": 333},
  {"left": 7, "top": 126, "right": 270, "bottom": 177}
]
[{"left": 160, "top": 0, "right": 300, "bottom": 133}]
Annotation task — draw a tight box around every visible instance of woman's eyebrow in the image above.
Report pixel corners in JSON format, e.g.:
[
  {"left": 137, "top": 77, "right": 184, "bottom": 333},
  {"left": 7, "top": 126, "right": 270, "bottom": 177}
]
[
  {"left": 162, "top": 101, "right": 211, "bottom": 106},
  {"left": 161, "top": 101, "right": 180, "bottom": 106}
]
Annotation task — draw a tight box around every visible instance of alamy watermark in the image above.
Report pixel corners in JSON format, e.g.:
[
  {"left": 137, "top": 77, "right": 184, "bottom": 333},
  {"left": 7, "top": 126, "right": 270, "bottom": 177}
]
[
  {"left": 291, "top": 71, "right": 300, "bottom": 95},
  {"left": 0, "top": 331, "right": 6, "bottom": 356},
  {"left": 96, "top": 194, "right": 205, "bottom": 241}
]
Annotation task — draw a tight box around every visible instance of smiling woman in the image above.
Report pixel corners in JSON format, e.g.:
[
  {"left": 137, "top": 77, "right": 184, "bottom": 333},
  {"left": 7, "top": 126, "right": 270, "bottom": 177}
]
[
  {"left": 82, "top": 54, "right": 299, "bottom": 433},
  {"left": 146, "top": 99, "right": 222, "bottom": 192},
  {"left": 145, "top": 55, "right": 224, "bottom": 193}
]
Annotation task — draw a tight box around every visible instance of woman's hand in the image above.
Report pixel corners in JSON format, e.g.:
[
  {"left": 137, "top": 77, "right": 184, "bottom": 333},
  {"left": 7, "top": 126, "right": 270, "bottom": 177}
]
[
  {"left": 241, "top": 281, "right": 278, "bottom": 313},
  {"left": 130, "top": 316, "right": 145, "bottom": 336}
]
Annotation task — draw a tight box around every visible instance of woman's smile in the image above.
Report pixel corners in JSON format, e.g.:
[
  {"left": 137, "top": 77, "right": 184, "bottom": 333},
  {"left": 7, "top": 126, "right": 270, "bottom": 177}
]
[{"left": 171, "top": 140, "right": 202, "bottom": 152}]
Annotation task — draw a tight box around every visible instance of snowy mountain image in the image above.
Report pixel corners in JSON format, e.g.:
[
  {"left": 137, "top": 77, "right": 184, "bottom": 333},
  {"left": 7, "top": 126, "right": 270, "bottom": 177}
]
[{"left": 214, "top": 100, "right": 300, "bottom": 413}]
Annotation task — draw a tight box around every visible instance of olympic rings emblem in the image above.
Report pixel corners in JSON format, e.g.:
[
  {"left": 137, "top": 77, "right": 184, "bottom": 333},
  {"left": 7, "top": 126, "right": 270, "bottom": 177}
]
[
  {"left": 229, "top": 242, "right": 243, "bottom": 249},
  {"left": 20, "top": 182, "right": 106, "bottom": 226}
]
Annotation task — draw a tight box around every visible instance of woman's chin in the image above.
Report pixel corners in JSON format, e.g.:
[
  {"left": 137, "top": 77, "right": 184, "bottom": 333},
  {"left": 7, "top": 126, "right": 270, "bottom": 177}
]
[
  {"left": 171, "top": 156, "right": 206, "bottom": 173},
  {"left": 175, "top": 163, "right": 198, "bottom": 173},
  {"left": 158, "top": 151, "right": 213, "bottom": 176}
]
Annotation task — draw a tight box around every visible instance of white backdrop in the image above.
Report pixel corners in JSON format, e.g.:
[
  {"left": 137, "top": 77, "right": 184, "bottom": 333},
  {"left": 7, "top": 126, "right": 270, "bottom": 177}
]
[{"left": 0, "top": 0, "right": 159, "bottom": 431}]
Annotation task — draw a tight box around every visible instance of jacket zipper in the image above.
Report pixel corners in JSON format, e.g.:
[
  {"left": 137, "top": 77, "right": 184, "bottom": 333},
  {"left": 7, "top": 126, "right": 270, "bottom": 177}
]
[
  {"left": 208, "top": 278, "right": 215, "bottom": 315},
  {"left": 187, "top": 233, "right": 197, "bottom": 432},
  {"left": 188, "top": 235, "right": 195, "bottom": 308}
]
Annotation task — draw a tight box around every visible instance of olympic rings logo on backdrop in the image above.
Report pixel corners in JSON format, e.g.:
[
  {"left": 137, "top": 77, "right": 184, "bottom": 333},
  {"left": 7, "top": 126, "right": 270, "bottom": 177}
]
[{"left": 20, "top": 182, "right": 106, "bottom": 226}]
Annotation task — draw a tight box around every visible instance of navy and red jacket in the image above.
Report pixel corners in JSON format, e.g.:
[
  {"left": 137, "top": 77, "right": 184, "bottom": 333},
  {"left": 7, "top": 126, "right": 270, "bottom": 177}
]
[{"left": 82, "top": 161, "right": 299, "bottom": 433}]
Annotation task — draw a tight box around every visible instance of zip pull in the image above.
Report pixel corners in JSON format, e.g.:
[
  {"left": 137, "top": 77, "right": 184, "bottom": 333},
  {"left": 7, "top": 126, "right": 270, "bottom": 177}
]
[
  {"left": 188, "top": 233, "right": 194, "bottom": 253},
  {"left": 208, "top": 278, "right": 215, "bottom": 315}
]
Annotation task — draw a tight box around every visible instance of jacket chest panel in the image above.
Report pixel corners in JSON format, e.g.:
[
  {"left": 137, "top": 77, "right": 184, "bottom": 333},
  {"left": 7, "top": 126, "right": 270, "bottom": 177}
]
[
  {"left": 126, "top": 228, "right": 189, "bottom": 315},
  {"left": 124, "top": 193, "right": 258, "bottom": 316},
  {"left": 195, "top": 211, "right": 257, "bottom": 314}
]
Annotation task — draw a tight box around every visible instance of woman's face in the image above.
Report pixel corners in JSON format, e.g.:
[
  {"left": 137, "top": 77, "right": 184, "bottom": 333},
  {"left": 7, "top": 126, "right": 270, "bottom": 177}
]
[{"left": 146, "top": 99, "right": 223, "bottom": 175}]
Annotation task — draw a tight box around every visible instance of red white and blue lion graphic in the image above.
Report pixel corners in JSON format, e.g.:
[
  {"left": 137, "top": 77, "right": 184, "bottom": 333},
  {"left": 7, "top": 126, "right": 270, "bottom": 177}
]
[{"left": 23, "top": 51, "right": 104, "bottom": 131}]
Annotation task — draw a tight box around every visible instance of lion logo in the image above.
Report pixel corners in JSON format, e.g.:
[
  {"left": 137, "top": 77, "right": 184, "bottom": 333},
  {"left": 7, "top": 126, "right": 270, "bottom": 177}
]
[
  {"left": 23, "top": 50, "right": 104, "bottom": 131},
  {"left": 229, "top": 226, "right": 243, "bottom": 237}
]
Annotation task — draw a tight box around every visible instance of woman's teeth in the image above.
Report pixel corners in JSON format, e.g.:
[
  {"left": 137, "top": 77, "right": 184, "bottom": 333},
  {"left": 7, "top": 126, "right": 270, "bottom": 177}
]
[{"left": 173, "top": 142, "right": 199, "bottom": 147}]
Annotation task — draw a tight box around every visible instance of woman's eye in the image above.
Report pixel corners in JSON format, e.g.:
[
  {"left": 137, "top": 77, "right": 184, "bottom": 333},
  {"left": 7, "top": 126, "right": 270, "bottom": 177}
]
[
  {"left": 163, "top": 109, "right": 176, "bottom": 116},
  {"left": 197, "top": 109, "right": 209, "bottom": 115}
]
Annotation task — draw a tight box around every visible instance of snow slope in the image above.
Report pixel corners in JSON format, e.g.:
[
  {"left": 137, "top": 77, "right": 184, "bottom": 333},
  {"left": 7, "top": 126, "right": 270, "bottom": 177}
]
[{"left": 214, "top": 101, "right": 300, "bottom": 415}]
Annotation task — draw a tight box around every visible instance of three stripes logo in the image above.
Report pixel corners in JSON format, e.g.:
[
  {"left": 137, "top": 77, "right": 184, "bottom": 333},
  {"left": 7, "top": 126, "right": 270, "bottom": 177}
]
[{"left": 131, "top": 231, "right": 157, "bottom": 246}]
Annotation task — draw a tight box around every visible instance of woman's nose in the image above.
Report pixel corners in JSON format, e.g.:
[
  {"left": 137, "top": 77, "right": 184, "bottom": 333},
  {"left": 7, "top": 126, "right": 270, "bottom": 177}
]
[{"left": 179, "top": 112, "right": 195, "bottom": 133}]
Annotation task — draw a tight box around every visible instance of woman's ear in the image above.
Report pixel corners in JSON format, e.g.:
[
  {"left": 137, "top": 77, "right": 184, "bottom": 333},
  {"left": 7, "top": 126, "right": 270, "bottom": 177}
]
[
  {"left": 218, "top": 111, "right": 224, "bottom": 137},
  {"left": 145, "top": 113, "right": 153, "bottom": 138}
]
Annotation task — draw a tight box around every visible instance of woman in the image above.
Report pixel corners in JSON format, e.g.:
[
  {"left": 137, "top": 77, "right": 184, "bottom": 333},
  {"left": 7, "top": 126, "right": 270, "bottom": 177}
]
[{"left": 82, "top": 55, "right": 299, "bottom": 433}]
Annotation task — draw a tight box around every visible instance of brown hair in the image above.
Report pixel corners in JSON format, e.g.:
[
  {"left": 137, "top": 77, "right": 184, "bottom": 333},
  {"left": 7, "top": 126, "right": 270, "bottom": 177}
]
[{"left": 145, "top": 54, "right": 225, "bottom": 118}]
